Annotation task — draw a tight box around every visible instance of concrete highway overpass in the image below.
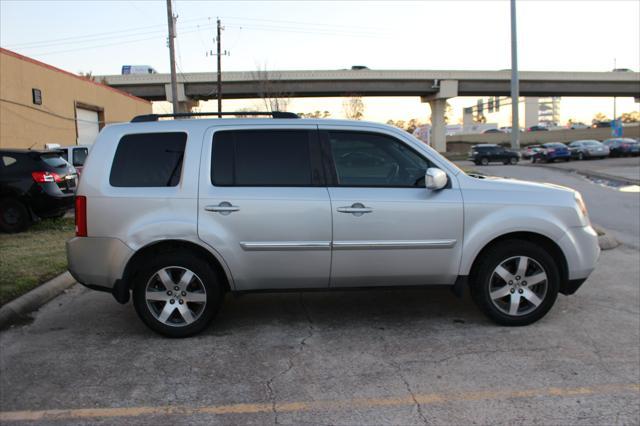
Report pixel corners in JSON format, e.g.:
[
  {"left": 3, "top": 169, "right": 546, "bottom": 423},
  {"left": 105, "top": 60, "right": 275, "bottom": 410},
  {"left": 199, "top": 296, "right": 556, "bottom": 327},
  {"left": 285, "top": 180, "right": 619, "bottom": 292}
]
[{"left": 99, "top": 69, "right": 640, "bottom": 151}]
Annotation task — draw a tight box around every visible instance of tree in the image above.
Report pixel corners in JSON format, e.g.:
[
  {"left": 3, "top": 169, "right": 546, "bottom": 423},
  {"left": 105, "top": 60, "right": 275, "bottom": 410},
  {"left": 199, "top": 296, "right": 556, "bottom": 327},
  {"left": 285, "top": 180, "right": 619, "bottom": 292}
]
[
  {"left": 592, "top": 112, "right": 609, "bottom": 124},
  {"left": 343, "top": 96, "right": 364, "bottom": 120},
  {"left": 298, "top": 110, "right": 331, "bottom": 119},
  {"left": 444, "top": 101, "right": 453, "bottom": 124},
  {"left": 620, "top": 111, "right": 640, "bottom": 123},
  {"left": 405, "top": 118, "right": 422, "bottom": 133},
  {"left": 252, "top": 65, "right": 290, "bottom": 112}
]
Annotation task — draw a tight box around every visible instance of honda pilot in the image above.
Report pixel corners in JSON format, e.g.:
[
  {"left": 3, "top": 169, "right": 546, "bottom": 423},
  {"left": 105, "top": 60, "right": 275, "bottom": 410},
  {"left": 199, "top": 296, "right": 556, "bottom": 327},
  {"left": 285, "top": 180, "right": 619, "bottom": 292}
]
[{"left": 67, "top": 113, "right": 599, "bottom": 337}]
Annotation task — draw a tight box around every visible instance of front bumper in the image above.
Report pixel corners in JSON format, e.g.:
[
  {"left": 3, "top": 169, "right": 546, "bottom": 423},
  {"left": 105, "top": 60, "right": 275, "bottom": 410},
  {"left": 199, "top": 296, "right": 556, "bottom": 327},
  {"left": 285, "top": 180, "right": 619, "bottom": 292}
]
[
  {"left": 66, "top": 237, "right": 133, "bottom": 290},
  {"left": 557, "top": 225, "right": 600, "bottom": 291}
]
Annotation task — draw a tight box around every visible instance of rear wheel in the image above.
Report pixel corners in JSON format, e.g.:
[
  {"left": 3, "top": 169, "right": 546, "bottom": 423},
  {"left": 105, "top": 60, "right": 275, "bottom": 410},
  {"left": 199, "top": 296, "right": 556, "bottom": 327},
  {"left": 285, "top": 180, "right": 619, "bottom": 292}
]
[
  {"left": 471, "top": 240, "right": 559, "bottom": 326},
  {"left": 0, "top": 198, "right": 30, "bottom": 233},
  {"left": 132, "top": 252, "right": 224, "bottom": 337}
]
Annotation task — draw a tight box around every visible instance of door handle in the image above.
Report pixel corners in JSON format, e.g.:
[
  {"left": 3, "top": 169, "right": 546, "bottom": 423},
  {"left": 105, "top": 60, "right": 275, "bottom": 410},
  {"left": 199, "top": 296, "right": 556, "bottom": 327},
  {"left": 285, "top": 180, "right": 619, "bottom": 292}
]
[
  {"left": 205, "top": 202, "right": 239, "bottom": 215},
  {"left": 337, "top": 203, "right": 372, "bottom": 216}
]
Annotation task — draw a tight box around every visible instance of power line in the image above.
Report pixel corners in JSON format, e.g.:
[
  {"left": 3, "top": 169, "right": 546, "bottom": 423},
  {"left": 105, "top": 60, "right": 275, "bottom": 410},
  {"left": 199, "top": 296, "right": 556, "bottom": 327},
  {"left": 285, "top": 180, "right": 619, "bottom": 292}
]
[
  {"left": 4, "top": 16, "right": 212, "bottom": 49},
  {"left": 223, "top": 24, "right": 384, "bottom": 39}
]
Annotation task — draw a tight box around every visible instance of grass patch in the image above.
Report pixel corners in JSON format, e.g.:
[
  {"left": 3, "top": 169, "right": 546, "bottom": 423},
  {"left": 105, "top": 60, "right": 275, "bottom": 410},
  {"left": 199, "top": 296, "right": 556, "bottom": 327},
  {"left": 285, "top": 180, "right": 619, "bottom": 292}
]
[{"left": 0, "top": 217, "right": 74, "bottom": 305}]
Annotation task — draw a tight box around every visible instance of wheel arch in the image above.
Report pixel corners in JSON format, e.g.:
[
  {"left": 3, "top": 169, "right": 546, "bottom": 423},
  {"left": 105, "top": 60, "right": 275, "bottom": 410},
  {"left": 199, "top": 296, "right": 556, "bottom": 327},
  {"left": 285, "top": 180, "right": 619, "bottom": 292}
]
[
  {"left": 466, "top": 231, "right": 569, "bottom": 291},
  {"left": 122, "top": 239, "right": 234, "bottom": 293}
]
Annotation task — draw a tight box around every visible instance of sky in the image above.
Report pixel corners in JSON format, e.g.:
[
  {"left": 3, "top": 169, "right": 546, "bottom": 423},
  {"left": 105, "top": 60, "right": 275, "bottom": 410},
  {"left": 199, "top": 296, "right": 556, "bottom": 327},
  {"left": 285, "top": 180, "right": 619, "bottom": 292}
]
[{"left": 1, "top": 0, "right": 639, "bottom": 125}]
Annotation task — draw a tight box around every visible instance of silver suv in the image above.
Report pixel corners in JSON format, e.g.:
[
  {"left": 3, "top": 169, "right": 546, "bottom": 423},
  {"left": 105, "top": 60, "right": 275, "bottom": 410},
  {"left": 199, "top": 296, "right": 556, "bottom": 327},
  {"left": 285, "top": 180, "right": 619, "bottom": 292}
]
[{"left": 67, "top": 113, "right": 599, "bottom": 337}]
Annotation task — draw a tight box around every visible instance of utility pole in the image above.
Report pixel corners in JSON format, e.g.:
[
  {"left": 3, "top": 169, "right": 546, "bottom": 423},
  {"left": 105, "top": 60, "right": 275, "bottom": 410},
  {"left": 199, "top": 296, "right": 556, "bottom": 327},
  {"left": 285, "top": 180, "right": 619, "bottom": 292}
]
[
  {"left": 217, "top": 18, "right": 223, "bottom": 118},
  {"left": 166, "top": 0, "right": 179, "bottom": 114},
  {"left": 510, "top": 0, "right": 520, "bottom": 149},
  {"left": 613, "top": 58, "right": 617, "bottom": 121}
]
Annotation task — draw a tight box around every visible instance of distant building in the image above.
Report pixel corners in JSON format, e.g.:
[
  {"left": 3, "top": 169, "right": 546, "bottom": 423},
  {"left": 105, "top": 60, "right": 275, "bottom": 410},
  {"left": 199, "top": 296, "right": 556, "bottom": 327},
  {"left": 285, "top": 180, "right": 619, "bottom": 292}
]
[{"left": 0, "top": 48, "right": 151, "bottom": 149}]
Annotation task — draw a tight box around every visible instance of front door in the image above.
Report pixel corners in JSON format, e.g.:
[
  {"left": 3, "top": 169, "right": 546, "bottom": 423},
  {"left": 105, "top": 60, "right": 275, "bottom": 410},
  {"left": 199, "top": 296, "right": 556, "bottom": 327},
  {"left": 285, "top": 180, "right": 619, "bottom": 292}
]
[
  {"left": 198, "top": 126, "right": 332, "bottom": 291},
  {"left": 322, "top": 128, "right": 464, "bottom": 287}
]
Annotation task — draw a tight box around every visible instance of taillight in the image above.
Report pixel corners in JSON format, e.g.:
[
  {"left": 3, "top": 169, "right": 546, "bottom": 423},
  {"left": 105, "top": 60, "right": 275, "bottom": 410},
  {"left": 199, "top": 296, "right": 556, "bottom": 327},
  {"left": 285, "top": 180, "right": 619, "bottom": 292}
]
[
  {"left": 75, "top": 196, "right": 87, "bottom": 237},
  {"left": 32, "top": 171, "right": 63, "bottom": 183}
]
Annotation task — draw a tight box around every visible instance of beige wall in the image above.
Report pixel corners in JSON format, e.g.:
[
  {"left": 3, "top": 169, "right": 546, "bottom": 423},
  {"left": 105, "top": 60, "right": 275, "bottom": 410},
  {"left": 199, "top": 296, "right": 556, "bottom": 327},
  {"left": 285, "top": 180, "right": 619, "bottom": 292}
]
[{"left": 0, "top": 48, "right": 151, "bottom": 149}]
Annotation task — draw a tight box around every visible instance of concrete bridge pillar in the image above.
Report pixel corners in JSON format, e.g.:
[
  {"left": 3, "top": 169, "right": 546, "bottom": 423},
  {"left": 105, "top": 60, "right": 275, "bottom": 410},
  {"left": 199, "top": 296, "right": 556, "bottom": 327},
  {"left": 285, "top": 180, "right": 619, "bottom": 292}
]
[
  {"left": 428, "top": 98, "right": 447, "bottom": 153},
  {"left": 421, "top": 80, "right": 458, "bottom": 153},
  {"left": 164, "top": 83, "right": 199, "bottom": 113}
]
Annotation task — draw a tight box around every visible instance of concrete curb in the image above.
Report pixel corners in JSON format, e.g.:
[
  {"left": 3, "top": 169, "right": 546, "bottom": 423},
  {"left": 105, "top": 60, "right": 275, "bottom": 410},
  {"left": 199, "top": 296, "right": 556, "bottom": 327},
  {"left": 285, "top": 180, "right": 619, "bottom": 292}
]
[
  {"left": 593, "top": 224, "right": 620, "bottom": 251},
  {"left": 526, "top": 162, "right": 640, "bottom": 186},
  {"left": 0, "top": 272, "right": 76, "bottom": 330}
]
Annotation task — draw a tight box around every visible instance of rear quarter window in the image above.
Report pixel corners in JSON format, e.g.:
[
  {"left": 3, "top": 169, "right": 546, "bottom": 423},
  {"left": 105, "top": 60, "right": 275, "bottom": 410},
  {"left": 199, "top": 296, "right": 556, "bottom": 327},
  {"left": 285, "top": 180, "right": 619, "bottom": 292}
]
[{"left": 110, "top": 132, "right": 187, "bottom": 187}]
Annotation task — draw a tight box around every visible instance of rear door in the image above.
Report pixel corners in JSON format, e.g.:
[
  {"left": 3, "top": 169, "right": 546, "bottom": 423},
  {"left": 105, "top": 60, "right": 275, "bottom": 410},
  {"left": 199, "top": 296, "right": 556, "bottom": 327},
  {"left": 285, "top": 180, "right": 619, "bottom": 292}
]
[
  {"left": 321, "top": 127, "right": 464, "bottom": 287},
  {"left": 198, "top": 125, "right": 332, "bottom": 291}
]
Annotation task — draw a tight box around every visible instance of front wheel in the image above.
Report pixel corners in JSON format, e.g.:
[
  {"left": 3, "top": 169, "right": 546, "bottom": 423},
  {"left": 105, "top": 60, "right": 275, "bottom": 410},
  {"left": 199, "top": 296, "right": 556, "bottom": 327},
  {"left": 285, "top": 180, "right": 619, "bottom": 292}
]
[
  {"left": 132, "top": 252, "right": 224, "bottom": 337},
  {"left": 509, "top": 157, "right": 518, "bottom": 165},
  {"left": 471, "top": 240, "right": 559, "bottom": 326},
  {"left": 480, "top": 157, "right": 489, "bottom": 166}
]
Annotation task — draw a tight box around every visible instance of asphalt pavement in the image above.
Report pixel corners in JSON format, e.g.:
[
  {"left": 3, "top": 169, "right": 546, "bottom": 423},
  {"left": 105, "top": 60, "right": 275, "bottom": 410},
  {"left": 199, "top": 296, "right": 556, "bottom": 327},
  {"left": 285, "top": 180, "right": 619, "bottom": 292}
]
[{"left": 1, "top": 159, "right": 639, "bottom": 425}]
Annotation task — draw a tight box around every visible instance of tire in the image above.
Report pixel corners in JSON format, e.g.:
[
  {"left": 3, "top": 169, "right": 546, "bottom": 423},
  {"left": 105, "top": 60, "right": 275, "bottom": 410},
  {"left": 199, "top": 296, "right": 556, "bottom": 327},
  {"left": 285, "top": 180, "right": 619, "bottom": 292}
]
[
  {"left": 480, "top": 157, "right": 489, "bottom": 166},
  {"left": 564, "top": 157, "right": 570, "bottom": 162},
  {"left": 503, "top": 159, "right": 509, "bottom": 165},
  {"left": 0, "top": 198, "right": 30, "bottom": 233},
  {"left": 578, "top": 152, "right": 584, "bottom": 161},
  {"left": 473, "top": 161, "right": 481, "bottom": 166},
  {"left": 132, "top": 251, "right": 224, "bottom": 337},
  {"left": 509, "top": 157, "right": 518, "bottom": 165},
  {"left": 531, "top": 157, "right": 537, "bottom": 164},
  {"left": 470, "top": 240, "right": 560, "bottom": 326}
]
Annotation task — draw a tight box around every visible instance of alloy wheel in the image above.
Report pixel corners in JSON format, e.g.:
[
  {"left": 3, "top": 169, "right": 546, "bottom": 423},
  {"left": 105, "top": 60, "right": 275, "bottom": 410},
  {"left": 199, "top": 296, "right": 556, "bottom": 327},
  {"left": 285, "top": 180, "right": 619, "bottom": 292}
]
[
  {"left": 145, "top": 266, "right": 207, "bottom": 326},
  {"left": 489, "top": 256, "right": 548, "bottom": 316}
]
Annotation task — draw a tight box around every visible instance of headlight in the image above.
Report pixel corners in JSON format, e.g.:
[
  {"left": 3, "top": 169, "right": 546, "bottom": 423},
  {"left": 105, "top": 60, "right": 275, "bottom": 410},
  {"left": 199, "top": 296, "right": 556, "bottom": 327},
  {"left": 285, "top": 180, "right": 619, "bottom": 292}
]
[{"left": 575, "top": 192, "right": 588, "bottom": 218}]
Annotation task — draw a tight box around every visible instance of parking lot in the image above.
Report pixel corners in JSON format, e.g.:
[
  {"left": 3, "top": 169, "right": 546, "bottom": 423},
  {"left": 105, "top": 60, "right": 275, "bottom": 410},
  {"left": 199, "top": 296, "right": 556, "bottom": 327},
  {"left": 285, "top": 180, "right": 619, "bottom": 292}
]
[{"left": 1, "top": 160, "right": 639, "bottom": 425}]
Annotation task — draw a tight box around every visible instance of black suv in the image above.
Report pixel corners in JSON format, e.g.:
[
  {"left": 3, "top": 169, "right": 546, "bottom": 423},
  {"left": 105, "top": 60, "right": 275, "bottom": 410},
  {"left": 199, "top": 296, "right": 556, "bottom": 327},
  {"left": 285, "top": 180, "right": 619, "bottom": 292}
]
[
  {"left": 468, "top": 144, "right": 520, "bottom": 165},
  {"left": 0, "top": 150, "right": 77, "bottom": 232}
]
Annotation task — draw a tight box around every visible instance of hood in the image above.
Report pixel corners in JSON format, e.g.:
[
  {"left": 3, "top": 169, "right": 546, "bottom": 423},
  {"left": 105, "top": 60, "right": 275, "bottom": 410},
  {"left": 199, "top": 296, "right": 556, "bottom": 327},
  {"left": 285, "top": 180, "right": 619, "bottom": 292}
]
[{"left": 465, "top": 174, "right": 575, "bottom": 194}]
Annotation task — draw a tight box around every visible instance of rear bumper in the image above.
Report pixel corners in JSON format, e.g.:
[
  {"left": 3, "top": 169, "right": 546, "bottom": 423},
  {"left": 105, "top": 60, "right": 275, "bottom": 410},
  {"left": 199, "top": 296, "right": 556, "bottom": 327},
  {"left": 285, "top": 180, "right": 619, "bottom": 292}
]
[
  {"left": 66, "top": 237, "right": 133, "bottom": 290},
  {"left": 28, "top": 187, "right": 74, "bottom": 218}
]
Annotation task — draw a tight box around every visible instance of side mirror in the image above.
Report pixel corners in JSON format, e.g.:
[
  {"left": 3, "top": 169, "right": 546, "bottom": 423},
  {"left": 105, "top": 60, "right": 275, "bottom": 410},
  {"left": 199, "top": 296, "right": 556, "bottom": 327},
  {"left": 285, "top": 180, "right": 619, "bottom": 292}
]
[{"left": 425, "top": 168, "right": 447, "bottom": 191}]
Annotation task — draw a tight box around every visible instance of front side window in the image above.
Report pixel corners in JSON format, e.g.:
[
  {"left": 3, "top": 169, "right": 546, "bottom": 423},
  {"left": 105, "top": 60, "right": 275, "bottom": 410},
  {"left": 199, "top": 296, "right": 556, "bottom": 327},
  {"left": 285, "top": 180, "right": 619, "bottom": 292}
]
[
  {"left": 211, "top": 130, "right": 313, "bottom": 186},
  {"left": 328, "top": 131, "right": 430, "bottom": 187},
  {"left": 110, "top": 132, "right": 186, "bottom": 187}
]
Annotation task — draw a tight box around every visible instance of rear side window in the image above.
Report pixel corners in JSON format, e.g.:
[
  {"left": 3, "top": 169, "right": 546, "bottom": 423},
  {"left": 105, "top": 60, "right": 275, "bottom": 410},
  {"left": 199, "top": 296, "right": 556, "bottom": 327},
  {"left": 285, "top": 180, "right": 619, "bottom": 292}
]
[
  {"left": 211, "top": 130, "right": 313, "bottom": 186},
  {"left": 110, "top": 132, "right": 187, "bottom": 187}
]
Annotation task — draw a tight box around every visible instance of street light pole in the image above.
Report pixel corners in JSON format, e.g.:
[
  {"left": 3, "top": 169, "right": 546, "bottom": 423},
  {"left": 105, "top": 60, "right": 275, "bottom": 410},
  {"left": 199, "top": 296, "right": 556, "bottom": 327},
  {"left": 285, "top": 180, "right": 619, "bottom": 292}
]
[
  {"left": 166, "top": 0, "right": 179, "bottom": 114},
  {"left": 510, "top": 0, "right": 520, "bottom": 149}
]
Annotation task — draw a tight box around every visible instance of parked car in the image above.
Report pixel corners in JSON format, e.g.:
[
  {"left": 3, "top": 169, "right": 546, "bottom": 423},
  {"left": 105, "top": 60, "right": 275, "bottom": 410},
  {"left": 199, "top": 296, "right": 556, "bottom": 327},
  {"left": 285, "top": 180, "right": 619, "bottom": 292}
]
[
  {"left": 526, "top": 125, "right": 549, "bottom": 132},
  {"left": 66, "top": 112, "right": 599, "bottom": 337},
  {"left": 532, "top": 143, "right": 571, "bottom": 163},
  {"left": 522, "top": 145, "right": 542, "bottom": 160},
  {"left": 56, "top": 145, "right": 90, "bottom": 176},
  {"left": 468, "top": 144, "right": 520, "bottom": 165},
  {"left": 569, "top": 122, "right": 589, "bottom": 130},
  {"left": 592, "top": 121, "right": 612, "bottom": 128},
  {"left": 568, "top": 140, "right": 609, "bottom": 160},
  {"left": 483, "top": 128, "right": 504, "bottom": 134},
  {"left": 0, "top": 149, "right": 77, "bottom": 232},
  {"left": 602, "top": 138, "right": 640, "bottom": 157}
]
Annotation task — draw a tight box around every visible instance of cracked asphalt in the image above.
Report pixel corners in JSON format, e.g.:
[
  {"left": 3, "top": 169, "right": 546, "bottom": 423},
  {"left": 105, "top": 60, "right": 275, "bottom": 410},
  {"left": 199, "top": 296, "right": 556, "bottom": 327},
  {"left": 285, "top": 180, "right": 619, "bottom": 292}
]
[{"left": 1, "top": 244, "right": 639, "bottom": 425}]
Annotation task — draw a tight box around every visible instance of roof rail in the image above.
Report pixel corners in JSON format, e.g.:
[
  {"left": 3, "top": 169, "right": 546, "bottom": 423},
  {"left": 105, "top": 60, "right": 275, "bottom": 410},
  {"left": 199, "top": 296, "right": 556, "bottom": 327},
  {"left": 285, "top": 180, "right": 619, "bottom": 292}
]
[{"left": 131, "top": 111, "right": 299, "bottom": 123}]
